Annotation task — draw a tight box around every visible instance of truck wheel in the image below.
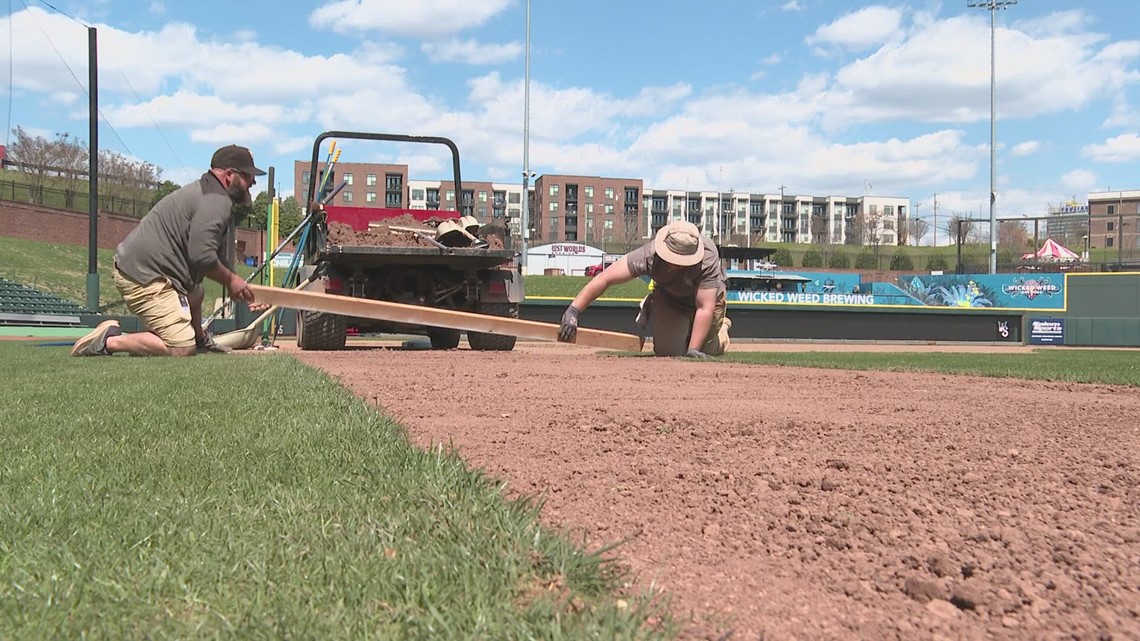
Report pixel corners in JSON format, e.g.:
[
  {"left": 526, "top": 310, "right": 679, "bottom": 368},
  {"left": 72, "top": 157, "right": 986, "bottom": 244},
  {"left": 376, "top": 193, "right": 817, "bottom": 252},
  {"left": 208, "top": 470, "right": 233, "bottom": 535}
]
[
  {"left": 467, "top": 303, "right": 518, "bottom": 351},
  {"left": 428, "top": 328, "right": 461, "bottom": 350},
  {"left": 296, "top": 310, "right": 347, "bottom": 350}
]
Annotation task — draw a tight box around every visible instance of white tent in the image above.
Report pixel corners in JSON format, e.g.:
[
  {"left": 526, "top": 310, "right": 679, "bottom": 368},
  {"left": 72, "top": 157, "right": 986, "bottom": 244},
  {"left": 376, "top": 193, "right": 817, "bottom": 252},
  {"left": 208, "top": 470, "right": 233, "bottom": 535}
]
[{"left": 1021, "top": 238, "right": 1080, "bottom": 262}]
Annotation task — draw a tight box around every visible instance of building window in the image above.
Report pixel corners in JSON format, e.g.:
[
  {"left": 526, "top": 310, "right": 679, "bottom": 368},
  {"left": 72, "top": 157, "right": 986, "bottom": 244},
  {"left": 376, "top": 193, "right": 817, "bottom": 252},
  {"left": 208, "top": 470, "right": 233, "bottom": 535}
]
[
  {"left": 585, "top": 186, "right": 594, "bottom": 198},
  {"left": 343, "top": 191, "right": 353, "bottom": 203},
  {"left": 479, "top": 191, "right": 488, "bottom": 202},
  {"left": 386, "top": 174, "right": 401, "bottom": 190},
  {"left": 344, "top": 173, "right": 353, "bottom": 185},
  {"left": 549, "top": 202, "right": 559, "bottom": 212},
  {"left": 1107, "top": 237, "right": 1115, "bottom": 248},
  {"left": 386, "top": 193, "right": 401, "bottom": 207},
  {"left": 604, "top": 219, "right": 614, "bottom": 230},
  {"left": 509, "top": 192, "right": 521, "bottom": 204},
  {"left": 446, "top": 190, "right": 455, "bottom": 201},
  {"left": 478, "top": 206, "right": 487, "bottom": 217},
  {"left": 549, "top": 184, "right": 559, "bottom": 197},
  {"left": 1108, "top": 205, "right": 1116, "bottom": 215},
  {"left": 884, "top": 205, "right": 894, "bottom": 216},
  {"left": 549, "top": 216, "right": 558, "bottom": 229},
  {"left": 366, "top": 192, "right": 377, "bottom": 203},
  {"left": 302, "top": 171, "right": 310, "bottom": 185},
  {"left": 605, "top": 187, "right": 614, "bottom": 200},
  {"left": 586, "top": 203, "right": 594, "bottom": 215},
  {"left": 605, "top": 204, "right": 614, "bottom": 215},
  {"left": 412, "top": 189, "right": 425, "bottom": 200},
  {"left": 366, "top": 173, "right": 377, "bottom": 186},
  {"left": 1108, "top": 221, "right": 1115, "bottom": 232}
]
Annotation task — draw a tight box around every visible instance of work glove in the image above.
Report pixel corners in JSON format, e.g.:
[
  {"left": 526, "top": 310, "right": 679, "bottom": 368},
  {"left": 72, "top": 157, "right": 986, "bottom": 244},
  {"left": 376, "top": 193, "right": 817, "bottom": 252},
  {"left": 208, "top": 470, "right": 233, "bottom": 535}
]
[
  {"left": 558, "top": 305, "right": 580, "bottom": 343},
  {"left": 684, "top": 348, "right": 710, "bottom": 359}
]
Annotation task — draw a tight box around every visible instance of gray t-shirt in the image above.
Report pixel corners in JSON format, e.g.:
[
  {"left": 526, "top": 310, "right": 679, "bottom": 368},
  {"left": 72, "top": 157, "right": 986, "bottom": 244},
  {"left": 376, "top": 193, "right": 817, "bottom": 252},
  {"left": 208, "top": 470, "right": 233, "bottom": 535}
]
[
  {"left": 624, "top": 238, "right": 726, "bottom": 312},
  {"left": 115, "top": 172, "right": 234, "bottom": 295}
]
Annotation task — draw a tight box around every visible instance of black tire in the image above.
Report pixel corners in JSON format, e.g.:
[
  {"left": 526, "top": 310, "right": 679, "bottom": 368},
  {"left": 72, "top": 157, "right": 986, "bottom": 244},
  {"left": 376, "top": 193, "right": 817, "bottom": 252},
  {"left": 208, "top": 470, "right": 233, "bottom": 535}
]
[
  {"left": 467, "top": 303, "right": 518, "bottom": 351},
  {"left": 296, "top": 310, "right": 347, "bottom": 350},
  {"left": 428, "top": 328, "right": 461, "bottom": 350}
]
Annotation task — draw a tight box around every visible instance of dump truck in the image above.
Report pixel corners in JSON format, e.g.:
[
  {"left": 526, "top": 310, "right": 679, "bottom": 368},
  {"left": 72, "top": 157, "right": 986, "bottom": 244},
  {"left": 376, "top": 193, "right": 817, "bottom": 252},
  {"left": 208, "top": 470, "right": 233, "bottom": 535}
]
[{"left": 293, "top": 131, "right": 524, "bottom": 351}]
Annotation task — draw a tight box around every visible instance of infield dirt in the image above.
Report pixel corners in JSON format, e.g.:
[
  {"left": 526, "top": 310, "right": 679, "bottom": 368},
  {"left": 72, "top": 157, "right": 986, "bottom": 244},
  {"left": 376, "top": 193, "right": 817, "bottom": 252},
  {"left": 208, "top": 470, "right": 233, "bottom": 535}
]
[{"left": 292, "top": 342, "right": 1140, "bottom": 641}]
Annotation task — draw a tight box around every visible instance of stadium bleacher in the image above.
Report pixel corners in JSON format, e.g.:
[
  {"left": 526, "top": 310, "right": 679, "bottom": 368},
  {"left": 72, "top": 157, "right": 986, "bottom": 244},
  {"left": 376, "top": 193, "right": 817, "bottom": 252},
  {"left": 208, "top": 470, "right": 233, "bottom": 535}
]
[{"left": 0, "top": 277, "right": 93, "bottom": 325}]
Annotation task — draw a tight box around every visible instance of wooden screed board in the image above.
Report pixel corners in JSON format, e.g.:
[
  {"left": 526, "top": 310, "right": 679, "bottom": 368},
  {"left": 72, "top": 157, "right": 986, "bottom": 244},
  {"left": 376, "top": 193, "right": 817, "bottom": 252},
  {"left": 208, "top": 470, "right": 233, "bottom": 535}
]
[{"left": 249, "top": 285, "right": 643, "bottom": 351}]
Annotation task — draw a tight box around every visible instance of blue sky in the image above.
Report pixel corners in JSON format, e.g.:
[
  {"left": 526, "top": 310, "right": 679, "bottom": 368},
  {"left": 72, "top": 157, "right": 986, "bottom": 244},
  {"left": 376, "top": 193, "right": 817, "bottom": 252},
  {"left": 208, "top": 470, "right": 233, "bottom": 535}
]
[{"left": 2, "top": 0, "right": 1139, "bottom": 242}]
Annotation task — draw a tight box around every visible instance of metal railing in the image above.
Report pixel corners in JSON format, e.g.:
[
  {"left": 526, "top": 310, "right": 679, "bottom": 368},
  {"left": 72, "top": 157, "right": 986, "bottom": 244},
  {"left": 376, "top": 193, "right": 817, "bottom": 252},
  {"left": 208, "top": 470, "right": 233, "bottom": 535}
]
[{"left": 0, "top": 178, "right": 153, "bottom": 218}]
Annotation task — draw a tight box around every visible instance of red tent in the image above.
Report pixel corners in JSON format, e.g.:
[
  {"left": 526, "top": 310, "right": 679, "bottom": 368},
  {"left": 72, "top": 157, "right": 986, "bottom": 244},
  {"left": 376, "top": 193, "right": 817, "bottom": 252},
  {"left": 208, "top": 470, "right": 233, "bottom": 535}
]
[{"left": 1021, "top": 238, "right": 1080, "bottom": 262}]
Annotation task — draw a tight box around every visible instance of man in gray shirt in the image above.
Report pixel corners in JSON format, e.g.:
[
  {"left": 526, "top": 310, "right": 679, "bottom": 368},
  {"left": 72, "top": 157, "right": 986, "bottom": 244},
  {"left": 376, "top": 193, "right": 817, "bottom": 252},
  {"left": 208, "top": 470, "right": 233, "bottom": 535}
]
[
  {"left": 557, "top": 220, "right": 731, "bottom": 357},
  {"left": 71, "top": 145, "right": 265, "bottom": 357}
]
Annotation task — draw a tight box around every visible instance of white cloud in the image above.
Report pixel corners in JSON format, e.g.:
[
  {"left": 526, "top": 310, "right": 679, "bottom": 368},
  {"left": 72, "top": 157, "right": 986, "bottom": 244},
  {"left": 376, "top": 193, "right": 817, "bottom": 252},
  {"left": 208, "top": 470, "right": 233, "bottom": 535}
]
[
  {"left": 823, "top": 12, "right": 1140, "bottom": 128},
  {"left": 105, "top": 92, "right": 311, "bottom": 128},
  {"left": 190, "top": 122, "right": 277, "bottom": 145},
  {"left": 149, "top": 1, "right": 166, "bottom": 15},
  {"left": 309, "top": 0, "right": 512, "bottom": 38},
  {"left": 1103, "top": 95, "right": 1139, "bottom": 128},
  {"left": 808, "top": 6, "right": 904, "bottom": 53},
  {"left": 422, "top": 39, "right": 523, "bottom": 64},
  {"left": 761, "top": 53, "right": 782, "bottom": 65},
  {"left": 781, "top": 1, "right": 804, "bottom": 11},
  {"left": 1082, "top": 133, "right": 1140, "bottom": 162},
  {"left": 1061, "top": 169, "right": 1098, "bottom": 192},
  {"left": 1011, "top": 141, "right": 1040, "bottom": 156}
]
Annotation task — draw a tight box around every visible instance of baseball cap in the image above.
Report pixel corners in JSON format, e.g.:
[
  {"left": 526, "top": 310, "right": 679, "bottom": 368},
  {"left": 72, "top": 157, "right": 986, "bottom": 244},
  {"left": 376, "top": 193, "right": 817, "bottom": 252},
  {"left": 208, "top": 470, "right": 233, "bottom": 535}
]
[
  {"left": 653, "top": 220, "right": 704, "bottom": 266},
  {"left": 210, "top": 144, "right": 267, "bottom": 176}
]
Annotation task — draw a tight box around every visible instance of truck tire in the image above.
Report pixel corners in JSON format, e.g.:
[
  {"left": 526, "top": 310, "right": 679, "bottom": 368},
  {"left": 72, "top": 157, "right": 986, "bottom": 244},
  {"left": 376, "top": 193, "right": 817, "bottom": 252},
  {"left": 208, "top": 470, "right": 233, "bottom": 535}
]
[
  {"left": 467, "top": 303, "right": 518, "bottom": 351},
  {"left": 296, "top": 310, "right": 347, "bottom": 350},
  {"left": 428, "top": 328, "right": 461, "bottom": 350}
]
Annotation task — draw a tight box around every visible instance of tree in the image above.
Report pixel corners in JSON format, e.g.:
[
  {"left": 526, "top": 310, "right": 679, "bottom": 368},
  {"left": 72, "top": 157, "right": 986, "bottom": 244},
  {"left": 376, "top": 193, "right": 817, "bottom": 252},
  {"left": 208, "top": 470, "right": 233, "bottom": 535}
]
[
  {"left": 889, "top": 249, "right": 914, "bottom": 271},
  {"left": 909, "top": 217, "right": 931, "bottom": 247},
  {"left": 998, "top": 220, "right": 1029, "bottom": 252},
  {"left": 927, "top": 251, "right": 949, "bottom": 272},
  {"left": 828, "top": 250, "right": 850, "bottom": 269},
  {"left": 845, "top": 211, "right": 866, "bottom": 246},
  {"left": 771, "top": 247, "right": 794, "bottom": 268},
  {"left": 150, "top": 180, "right": 181, "bottom": 208},
  {"left": 947, "top": 213, "right": 975, "bottom": 246},
  {"left": 896, "top": 209, "right": 910, "bottom": 246},
  {"left": 623, "top": 208, "right": 641, "bottom": 251},
  {"left": 810, "top": 212, "right": 829, "bottom": 245},
  {"left": 279, "top": 196, "right": 304, "bottom": 235},
  {"left": 855, "top": 248, "right": 878, "bottom": 269},
  {"left": 801, "top": 248, "right": 823, "bottom": 268}
]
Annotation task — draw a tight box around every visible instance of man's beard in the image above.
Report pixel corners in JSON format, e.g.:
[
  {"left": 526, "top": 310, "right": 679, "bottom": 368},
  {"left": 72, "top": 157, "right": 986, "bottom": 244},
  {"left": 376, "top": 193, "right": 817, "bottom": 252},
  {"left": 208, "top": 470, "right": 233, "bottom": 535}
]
[{"left": 227, "top": 180, "right": 252, "bottom": 206}]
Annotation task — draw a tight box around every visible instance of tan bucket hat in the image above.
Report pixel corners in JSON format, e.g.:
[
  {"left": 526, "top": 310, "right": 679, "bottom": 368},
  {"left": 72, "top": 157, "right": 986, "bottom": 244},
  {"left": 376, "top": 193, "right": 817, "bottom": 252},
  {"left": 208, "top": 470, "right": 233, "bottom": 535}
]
[{"left": 653, "top": 220, "right": 704, "bottom": 266}]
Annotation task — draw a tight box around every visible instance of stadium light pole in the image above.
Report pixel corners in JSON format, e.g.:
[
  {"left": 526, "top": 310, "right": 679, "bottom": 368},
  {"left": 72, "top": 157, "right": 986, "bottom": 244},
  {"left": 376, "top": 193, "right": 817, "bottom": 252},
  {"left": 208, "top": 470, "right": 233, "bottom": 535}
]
[
  {"left": 519, "top": 0, "right": 532, "bottom": 273},
  {"left": 968, "top": 0, "right": 1016, "bottom": 274}
]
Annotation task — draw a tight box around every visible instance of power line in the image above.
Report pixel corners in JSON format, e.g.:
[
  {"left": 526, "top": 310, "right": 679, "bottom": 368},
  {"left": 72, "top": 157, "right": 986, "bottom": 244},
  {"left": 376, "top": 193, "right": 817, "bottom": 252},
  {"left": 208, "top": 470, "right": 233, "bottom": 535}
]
[
  {"left": 36, "top": 0, "right": 86, "bottom": 27},
  {"left": 18, "top": 0, "right": 134, "bottom": 158},
  {"left": 117, "top": 69, "right": 189, "bottom": 179}
]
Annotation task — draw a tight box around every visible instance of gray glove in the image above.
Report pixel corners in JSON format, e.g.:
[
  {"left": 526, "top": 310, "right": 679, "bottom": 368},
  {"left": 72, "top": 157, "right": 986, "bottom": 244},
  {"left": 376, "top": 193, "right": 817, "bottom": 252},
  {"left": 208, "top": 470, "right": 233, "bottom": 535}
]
[
  {"left": 685, "top": 348, "right": 709, "bottom": 359},
  {"left": 558, "top": 305, "right": 580, "bottom": 342}
]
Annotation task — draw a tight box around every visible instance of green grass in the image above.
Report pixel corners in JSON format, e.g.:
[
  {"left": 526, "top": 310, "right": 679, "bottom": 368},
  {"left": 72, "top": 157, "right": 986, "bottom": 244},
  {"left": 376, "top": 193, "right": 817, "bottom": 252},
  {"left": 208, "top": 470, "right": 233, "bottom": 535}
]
[
  {"left": 524, "top": 275, "right": 648, "bottom": 300},
  {"left": 0, "top": 344, "right": 673, "bottom": 640},
  {"left": 713, "top": 349, "right": 1140, "bottom": 386}
]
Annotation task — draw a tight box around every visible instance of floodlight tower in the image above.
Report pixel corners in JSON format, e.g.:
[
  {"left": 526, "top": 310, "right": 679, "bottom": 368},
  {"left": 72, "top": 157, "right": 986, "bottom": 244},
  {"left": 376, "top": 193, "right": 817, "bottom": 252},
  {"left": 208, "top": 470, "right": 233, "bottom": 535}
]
[{"left": 967, "top": 0, "right": 1017, "bottom": 274}]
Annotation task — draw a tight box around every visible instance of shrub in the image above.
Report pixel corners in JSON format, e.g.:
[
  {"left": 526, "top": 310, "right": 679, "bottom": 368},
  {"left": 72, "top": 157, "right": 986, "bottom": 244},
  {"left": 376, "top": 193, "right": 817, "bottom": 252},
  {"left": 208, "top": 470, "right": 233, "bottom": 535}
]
[
  {"left": 927, "top": 252, "right": 949, "bottom": 272},
  {"left": 854, "top": 249, "right": 878, "bottom": 270},
  {"left": 828, "top": 250, "right": 850, "bottom": 269},
  {"left": 771, "top": 248, "right": 794, "bottom": 268},
  {"left": 801, "top": 248, "right": 823, "bottom": 268},
  {"left": 889, "top": 249, "right": 915, "bottom": 271}
]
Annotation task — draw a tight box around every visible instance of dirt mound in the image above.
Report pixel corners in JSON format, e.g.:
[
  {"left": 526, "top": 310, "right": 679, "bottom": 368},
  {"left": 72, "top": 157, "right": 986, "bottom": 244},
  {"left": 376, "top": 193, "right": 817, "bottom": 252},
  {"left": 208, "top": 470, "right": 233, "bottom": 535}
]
[{"left": 326, "top": 221, "right": 436, "bottom": 248}]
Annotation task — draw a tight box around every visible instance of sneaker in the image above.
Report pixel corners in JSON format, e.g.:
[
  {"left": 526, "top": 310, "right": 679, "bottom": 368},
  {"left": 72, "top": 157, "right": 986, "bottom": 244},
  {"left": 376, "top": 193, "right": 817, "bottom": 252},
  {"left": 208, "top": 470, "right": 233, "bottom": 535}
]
[
  {"left": 70, "top": 320, "right": 121, "bottom": 357},
  {"left": 196, "top": 332, "right": 233, "bottom": 354}
]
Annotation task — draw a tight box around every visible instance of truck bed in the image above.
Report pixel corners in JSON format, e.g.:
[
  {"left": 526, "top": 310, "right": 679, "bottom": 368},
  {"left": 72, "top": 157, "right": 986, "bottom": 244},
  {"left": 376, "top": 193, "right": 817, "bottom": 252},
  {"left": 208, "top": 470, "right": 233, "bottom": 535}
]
[{"left": 317, "top": 244, "right": 517, "bottom": 270}]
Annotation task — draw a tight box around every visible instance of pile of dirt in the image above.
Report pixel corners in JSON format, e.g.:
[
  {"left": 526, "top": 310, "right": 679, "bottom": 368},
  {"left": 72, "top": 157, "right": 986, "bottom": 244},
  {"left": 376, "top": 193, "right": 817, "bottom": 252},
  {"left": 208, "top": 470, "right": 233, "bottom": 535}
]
[{"left": 326, "top": 221, "right": 436, "bottom": 248}]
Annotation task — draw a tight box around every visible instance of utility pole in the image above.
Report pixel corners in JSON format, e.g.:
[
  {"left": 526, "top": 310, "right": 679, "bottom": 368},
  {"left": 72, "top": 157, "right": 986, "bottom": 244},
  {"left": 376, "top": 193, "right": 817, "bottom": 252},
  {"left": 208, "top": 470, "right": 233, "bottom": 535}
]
[
  {"left": 933, "top": 193, "right": 939, "bottom": 247},
  {"left": 519, "top": 0, "right": 532, "bottom": 273},
  {"left": 968, "top": 0, "right": 1017, "bottom": 274},
  {"left": 778, "top": 185, "right": 786, "bottom": 243},
  {"left": 86, "top": 27, "right": 99, "bottom": 313},
  {"left": 914, "top": 202, "right": 922, "bottom": 246}
]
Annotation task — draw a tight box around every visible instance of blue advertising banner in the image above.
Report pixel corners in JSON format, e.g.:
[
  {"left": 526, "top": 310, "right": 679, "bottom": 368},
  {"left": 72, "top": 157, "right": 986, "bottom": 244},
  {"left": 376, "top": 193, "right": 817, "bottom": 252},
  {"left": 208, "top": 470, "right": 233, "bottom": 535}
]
[{"left": 1028, "top": 318, "right": 1066, "bottom": 345}]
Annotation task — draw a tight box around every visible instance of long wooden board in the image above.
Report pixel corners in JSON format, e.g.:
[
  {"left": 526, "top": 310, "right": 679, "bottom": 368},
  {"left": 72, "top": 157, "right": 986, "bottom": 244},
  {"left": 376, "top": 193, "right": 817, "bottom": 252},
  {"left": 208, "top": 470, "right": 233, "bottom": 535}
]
[{"left": 248, "top": 285, "right": 642, "bottom": 352}]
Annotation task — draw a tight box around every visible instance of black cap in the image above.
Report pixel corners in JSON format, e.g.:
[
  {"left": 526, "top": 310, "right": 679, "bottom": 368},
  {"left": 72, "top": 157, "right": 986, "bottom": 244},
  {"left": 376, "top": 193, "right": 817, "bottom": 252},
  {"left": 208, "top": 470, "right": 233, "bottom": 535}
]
[{"left": 210, "top": 144, "right": 266, "bottom": 176}]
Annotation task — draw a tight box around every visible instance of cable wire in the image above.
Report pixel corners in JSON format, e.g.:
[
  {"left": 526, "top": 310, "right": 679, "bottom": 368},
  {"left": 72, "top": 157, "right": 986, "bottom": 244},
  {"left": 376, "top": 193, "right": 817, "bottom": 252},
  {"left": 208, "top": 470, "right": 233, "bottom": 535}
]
[
  {"left": 5, "top": 0, "right": 13, "bottom": 147},
  {"left": 118, "top": 69, "right": 189, "bottom": 179},
  {"left": 36, "top": 0, "right": 85, "bottom": 27}
]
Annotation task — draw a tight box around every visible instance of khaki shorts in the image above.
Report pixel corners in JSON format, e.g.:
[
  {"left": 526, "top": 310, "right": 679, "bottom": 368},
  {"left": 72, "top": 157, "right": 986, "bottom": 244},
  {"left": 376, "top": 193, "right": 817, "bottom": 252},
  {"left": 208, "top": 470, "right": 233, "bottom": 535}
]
[
  {"left": 646, "top": 289, "right": 730, "bottom": 357},
  {"left": 113, "top": 267, "right": 197, "bottom": 349}
]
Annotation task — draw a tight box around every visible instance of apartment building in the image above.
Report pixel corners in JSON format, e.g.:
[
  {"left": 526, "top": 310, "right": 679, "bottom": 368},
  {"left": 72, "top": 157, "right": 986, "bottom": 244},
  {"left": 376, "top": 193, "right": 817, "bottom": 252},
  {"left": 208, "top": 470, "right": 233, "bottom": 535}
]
[
  {"left": 529, "top": 175, "right": 645, "bottom": 248},
  {"left": 641, "top": 189, "right": 908, "bottom": 247},
  {"left": 291, "top": 160, "right": 911, "bottom": 249},
  {"left": 293, "top": 161, "right": 407, "bottom": 209},
  {"left": 1088, "top": 190, "right": 1140, "bottom": 255}
]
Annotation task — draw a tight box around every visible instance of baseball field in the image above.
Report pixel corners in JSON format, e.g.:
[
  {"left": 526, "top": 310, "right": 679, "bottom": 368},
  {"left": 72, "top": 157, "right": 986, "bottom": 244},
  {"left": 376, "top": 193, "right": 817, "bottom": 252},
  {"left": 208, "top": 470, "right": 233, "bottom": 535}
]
[{"left": 2, "top": 339, "right": 1138, "bottom": 640}]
